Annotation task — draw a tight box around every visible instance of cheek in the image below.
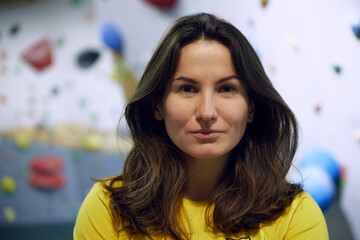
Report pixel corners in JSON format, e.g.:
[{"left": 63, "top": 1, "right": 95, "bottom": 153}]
[
  {"left": 222, "top": 102, "right": 250, "bottom": 124},
  {"left": 218, "top": 99, "right": 249, "bottom": 117},
  {"left": 162, "top": 101, "right": 190, "bottom": 130},
  {"left": 164, "top": 109, "right": 188, "bottom": 129}
]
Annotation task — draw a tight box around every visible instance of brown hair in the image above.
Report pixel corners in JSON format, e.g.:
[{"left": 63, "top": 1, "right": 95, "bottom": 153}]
[{"left": 103, "top": 13, "right": 302, "bottom": 239}]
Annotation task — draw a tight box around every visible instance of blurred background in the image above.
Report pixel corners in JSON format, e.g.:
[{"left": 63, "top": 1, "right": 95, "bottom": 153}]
[{"left": 0, "top": 0, "right": 359, "bottom": 239}]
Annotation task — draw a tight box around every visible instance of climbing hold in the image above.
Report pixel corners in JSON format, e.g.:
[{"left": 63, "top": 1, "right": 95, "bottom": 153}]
[
  {"left": 72, "top": 150, "right": 84, "bottom": 162},
  {"left": 77, "top": 49, "right": 100, "bottom": 68},
  {"left": 27, "top": 174, "right": 66, "bottom": 190},
  {"left": 85, "top": 12, "right": 95, "bottom": 23},
  {"left": 27, "top": 155, "right": 66, "bottom": 190},
  {"left": 14, "top": 133, "right": 31, "bottom": 151},
  {"left": 22, "top": 38, "right": 53, "bottom": 71},
  {"left": 78, "top": 98, "right": 88, "bottom": 109},
  {"left": 55, "top": 36, "right": 65, "bottom": 48},
  {"left": 260, "top": 0, "right": 269, "bottom": 8},
  {"left": 314, "top": 102, "right": 322, "bottom": 114},
  {"left": 352, "top": 23, "right": 360, "bottom": 40},
  {"left": 71, "top": 0, "right": 84, "bottom": 7},
  {"left": 332, "top": 64, "right": 342, "bottom": 74},
  {"left": 117, "top": 61, "right": 132, "bottom": 78},
  {"left": 339, "top": 165, "right": 347, "bottom": 189},
  {"left": 143, "top": 0, "right": 178, "bottom": 9},
  {"left": 28, "top": 155, "right": 64, "bottom": 174},
  {"left": 51, "top": 86, "right": 60, "bottom": 96},
  {"left": 89, "top": 113, "right": 99, "bottom": 124},
  {"left": 0, "top": 93, "right": 7, "bottom": 104},
  {"left": 1, "top": 50, "right": 7, "bottom": 60},
  {"left": 3, "top": 207, "right": 17, "bottom": 223},
  {"left": 9, "top": 23, "right": 20, "bottom": 37},
  {"left": 1, "top": 176, "right": 16, "bottom": 194},
  {"left": 101, "top": 22, "right": 124, "bottom": 53},
  {"left": 266, "top": 61, "right": 277, "bottom": 73},
  {"left": 83, "top": 134, "right": 102, "bottom": 151}
]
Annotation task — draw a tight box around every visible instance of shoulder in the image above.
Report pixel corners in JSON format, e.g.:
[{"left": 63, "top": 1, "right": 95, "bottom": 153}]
[
  {"left": 287, "top": 191, "right": 321, "bottom": 215},
  {"left": 74, "top": 180, "right": 130, "bottom": 240},
  {"left": 91, "top": 179, "right": 124, "bottom": 196},
  {"left": 260, "top": 191, "right": 329, "bottom": 239},
  {"left": 82, "top": 180, "right": 124, "bottom": 207},
  {"left": 289, "top": 191, "right": 325, "bottom": 219}
]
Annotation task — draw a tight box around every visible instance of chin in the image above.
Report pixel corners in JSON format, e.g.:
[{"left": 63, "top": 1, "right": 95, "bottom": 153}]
[{"left": 184, "top": 150, "right": 229, "bottom": 161}]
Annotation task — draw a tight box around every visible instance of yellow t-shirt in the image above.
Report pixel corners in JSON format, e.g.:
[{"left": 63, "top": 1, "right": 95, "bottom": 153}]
[{"left": 74, "top": 182, "right": 329, "bottom": 240}]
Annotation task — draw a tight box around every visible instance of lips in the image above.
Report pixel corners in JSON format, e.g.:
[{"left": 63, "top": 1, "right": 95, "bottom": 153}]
[{"left": 191, "top": 129, "right": 223, "bottom": 140}]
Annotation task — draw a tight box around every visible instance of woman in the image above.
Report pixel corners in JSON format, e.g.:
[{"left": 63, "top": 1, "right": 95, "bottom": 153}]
[{"left": 74, "top": 13, "right": 328, "bottom": 239}]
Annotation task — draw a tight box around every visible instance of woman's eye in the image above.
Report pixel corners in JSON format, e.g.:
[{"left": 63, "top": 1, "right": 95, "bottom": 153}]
[
  {"left": 180, "top": 85, "right": 196, "bottom": 93},
  {"left": 220, "top": 85, "right": 235, "bottom": 93}
]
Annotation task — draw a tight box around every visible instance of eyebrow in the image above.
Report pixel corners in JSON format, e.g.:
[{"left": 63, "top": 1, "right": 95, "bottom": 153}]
[{"left": 173, "top": 75, "right": 240, "bottom": 84}]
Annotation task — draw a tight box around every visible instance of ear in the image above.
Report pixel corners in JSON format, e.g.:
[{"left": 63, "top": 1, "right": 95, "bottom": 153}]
[
  {"left": 247, "top": 100, "right": 255, "bottom": 123},
  {"left": 152, "top": 100, "right": 163, "bottom": 121}
]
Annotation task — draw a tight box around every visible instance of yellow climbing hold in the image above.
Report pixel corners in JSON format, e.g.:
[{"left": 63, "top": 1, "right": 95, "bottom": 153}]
[
  {"left": 261, "top": 0, "right": 269, "bottom": 7},
  {"left": 14, "top": 133, "right": 31, "bottom": 150},
  {"left": 1, "top": 176, "right": 16, "bottom": 194},
  {"left": 83, "top": 134, "right": 102, "bottom": 151},
  {"left": 4, "top": 207, "right": 17, "bottom": 223}
]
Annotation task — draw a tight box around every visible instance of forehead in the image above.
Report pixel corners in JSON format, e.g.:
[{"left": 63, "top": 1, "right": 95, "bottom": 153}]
[
  {"left": 174, "top": 40, "right": 235, "bottom": 78},
  {"left": 179, "top": 40, "right": 231, "bottom": 61}
]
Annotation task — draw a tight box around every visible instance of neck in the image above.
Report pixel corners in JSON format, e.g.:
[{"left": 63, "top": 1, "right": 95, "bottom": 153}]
[{"left": 184, "top": 155, "right": 229, "bottom": 201}]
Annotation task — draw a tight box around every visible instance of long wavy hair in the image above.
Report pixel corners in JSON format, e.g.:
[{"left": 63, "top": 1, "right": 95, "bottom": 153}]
[{"left": 103, "top": 12, "right": 302, "bottom": 239}]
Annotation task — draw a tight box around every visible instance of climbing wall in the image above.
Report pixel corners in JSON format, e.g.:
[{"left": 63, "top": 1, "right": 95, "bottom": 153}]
[
  {"left": 0, "top": 0, "right": 359, "bottom": 239},
  {"left": 0, "top": 138, "right": 126, "bottom": 225}
]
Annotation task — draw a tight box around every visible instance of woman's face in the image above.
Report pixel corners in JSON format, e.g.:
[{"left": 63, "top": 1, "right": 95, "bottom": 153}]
[{"left": 155, "top": 40, "right": 254, "bottom": 162}]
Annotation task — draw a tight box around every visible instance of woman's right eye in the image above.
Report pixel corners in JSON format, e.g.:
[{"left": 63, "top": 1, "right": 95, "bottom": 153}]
[{"left": 180, "top": 85, "right": 196, "bottom": 93}]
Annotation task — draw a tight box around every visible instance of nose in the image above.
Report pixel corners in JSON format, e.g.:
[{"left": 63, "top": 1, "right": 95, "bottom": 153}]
[{"left": 196, "top": 91, "right": 217, "bottom": 122}]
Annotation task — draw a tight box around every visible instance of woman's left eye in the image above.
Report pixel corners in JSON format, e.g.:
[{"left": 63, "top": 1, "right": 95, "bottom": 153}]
[{"left": 219, "top": 85, "right": 235, "bottom": 93}]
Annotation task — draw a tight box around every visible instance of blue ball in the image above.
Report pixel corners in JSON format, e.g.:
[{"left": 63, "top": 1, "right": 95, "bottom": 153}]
[
  {"left": 300, "top": 150, "right": 340, "bottom": 184},
  {"left": 101, "top": 22, "right": 123, "bottom": 53},
  {"left": 301, "top": 166, "right": 335, "bottom": 211}
]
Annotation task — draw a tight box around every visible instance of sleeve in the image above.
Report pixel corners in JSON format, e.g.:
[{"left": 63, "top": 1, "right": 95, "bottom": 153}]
[
  {"left": 284, "top": 191, "right": 329, "bottom": 240},
  {"left": 73, "top": 183, "right": 124, "bottom": 240}
]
